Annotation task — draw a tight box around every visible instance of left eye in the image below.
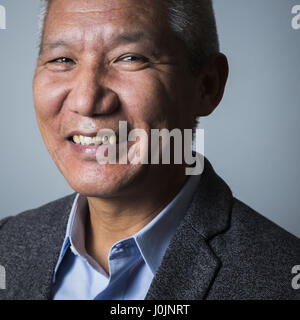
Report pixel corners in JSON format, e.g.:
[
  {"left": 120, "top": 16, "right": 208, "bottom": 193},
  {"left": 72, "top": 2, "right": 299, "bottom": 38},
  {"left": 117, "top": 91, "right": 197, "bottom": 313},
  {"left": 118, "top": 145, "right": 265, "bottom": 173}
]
[{"left": 117, "top": 55, "right": 149, "bottom": 63}]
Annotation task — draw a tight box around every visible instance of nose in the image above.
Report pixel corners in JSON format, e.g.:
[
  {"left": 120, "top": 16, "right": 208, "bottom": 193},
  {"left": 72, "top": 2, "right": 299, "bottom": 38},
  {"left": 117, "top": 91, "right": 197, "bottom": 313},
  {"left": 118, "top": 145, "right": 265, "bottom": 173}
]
[{"left": 68, "top": 68, "right": 120, "bottom": 117}]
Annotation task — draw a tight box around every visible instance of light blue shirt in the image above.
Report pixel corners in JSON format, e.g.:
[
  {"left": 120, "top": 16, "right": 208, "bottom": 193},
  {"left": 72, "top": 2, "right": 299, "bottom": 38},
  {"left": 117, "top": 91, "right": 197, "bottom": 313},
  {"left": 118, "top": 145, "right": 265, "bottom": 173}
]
[{"left": 51, "top": 171, "right": 201, "bottom": 300}]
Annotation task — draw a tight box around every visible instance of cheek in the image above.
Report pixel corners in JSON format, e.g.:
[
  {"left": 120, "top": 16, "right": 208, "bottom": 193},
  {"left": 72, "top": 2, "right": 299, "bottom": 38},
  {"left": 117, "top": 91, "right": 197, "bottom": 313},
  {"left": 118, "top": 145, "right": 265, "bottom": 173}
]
[
  {"left": 33, "top": 70, "right": 70, "bottom": 125},
  {"left": 33, "top": 71, "right": 72, "bottom": 161},
  {"left": 115, "top": 71, "right": 177, "bottom": 130}
]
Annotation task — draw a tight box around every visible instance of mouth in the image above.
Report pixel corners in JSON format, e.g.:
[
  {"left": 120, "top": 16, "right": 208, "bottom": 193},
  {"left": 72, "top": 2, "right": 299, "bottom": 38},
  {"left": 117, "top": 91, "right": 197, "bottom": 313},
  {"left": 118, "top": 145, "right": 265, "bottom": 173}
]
[
  {"left": 66, "top": 130, "right": 127, "bottom": 158},
  {"left": 66, "top": 127, "right": 137, "bottom": 159},
  {"left": 68, "top": 133, "right": 118, "bottom": 146}
]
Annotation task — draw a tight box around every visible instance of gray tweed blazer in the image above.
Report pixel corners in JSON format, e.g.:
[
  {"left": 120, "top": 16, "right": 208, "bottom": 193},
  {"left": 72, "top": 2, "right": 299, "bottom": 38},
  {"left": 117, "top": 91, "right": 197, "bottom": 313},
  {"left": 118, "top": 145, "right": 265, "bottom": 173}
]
[{"left": 0, "top": 158, "right": 299, "bottom": 300}]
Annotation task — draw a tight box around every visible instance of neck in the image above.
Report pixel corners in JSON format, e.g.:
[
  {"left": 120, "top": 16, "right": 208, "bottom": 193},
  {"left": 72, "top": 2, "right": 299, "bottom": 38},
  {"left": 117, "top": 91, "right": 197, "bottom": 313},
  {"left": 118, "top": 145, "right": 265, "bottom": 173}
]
[{"left": 85, "top": 164, "right": 188, "bottom": 274}]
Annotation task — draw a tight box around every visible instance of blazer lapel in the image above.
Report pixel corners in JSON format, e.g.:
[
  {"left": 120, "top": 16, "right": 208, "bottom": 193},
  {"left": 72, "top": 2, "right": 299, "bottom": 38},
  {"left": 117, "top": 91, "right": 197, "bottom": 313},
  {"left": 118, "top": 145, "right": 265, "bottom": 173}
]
[{"left": 146, "top": 158, "right": 233, "bottom": 300}]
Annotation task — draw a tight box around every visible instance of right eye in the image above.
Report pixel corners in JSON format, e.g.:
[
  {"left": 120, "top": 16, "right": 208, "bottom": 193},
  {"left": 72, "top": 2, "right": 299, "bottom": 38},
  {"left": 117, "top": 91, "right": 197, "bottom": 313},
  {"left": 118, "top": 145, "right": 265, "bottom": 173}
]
[
  {"left": 49, "top": 57, "right": 75, "bottom": 64},
  {"left": 46, "top": 56, "right": 76, "bottom": 71}
]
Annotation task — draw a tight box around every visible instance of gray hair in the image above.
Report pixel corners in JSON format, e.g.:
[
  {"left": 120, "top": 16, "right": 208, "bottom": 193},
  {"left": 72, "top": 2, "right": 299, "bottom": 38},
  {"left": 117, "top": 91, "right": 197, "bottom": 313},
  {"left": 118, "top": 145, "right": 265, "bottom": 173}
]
[
  {"left": 38, "top": 0, "right": 50, "bottom": 43},
  {"left": 38, "top": 0, "right": 220, "bottom": 75}
]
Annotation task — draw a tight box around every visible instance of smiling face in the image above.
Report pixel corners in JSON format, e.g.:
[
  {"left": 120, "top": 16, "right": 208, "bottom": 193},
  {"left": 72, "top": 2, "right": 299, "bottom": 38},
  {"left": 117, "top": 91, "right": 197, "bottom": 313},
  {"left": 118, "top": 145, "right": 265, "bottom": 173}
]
[{"left": 33, "top": 0, "right": 201, "bottom": 197}]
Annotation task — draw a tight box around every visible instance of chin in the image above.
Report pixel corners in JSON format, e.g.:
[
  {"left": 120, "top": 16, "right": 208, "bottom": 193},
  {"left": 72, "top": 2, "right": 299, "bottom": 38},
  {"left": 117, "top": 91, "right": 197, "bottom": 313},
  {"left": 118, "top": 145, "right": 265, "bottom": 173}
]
[{"left": 65, "top": 162, "right": 148, "bottom": 198}]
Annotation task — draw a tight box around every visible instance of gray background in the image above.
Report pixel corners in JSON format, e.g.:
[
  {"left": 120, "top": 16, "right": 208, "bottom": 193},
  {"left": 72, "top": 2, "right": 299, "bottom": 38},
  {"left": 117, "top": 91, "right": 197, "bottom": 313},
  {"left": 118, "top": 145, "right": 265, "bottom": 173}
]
[{"left": 0, "top": 0, "right": 299, "bottom": 237}]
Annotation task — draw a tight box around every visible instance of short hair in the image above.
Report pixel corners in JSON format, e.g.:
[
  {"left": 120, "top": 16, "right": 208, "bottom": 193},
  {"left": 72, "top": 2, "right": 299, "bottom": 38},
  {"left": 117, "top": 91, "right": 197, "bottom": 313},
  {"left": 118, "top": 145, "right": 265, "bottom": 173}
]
[{"left": 38, "top": 0, "right": 220, "bottom": 75}]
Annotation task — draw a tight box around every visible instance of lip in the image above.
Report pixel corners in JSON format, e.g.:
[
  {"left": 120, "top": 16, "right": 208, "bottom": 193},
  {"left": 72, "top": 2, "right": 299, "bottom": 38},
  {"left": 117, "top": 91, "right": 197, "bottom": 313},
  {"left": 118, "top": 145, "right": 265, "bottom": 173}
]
[
  {"left": 68, "top": 140, "right": 109, "bottom": 156},
  {"left": 67, "top": 138, "right": 137, "bottom": 160},
  {"left": 67, "top": 131, "right": 107, "bottom": 138}
]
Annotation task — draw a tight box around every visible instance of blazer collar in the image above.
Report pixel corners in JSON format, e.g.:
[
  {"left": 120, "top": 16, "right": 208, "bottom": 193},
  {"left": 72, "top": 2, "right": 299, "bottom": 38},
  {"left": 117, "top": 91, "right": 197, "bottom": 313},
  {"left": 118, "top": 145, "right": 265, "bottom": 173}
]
[{"left": 145, "top": 157, "right": 233, "bottom": 300}]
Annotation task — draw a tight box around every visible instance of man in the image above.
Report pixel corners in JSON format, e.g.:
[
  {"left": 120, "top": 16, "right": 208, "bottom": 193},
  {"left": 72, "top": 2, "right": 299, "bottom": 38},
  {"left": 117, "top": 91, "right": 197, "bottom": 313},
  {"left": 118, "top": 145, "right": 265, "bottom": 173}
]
[{"left": 0, "top": 0, "right": 299, "bottom": 300}]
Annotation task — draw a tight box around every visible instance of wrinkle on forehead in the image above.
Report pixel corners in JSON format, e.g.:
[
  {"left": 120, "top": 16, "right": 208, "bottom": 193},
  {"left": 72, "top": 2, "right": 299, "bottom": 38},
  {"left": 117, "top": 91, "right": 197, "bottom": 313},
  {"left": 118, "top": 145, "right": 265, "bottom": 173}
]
[
  {"left": 48, "top": 0, "right": 162, "bottom": 20},
  {"left": 43, "top": 18, "right": 155, "bottom": 52},
  {"left": 43, "top": 0, "right": 167, "bottom": 51},
  {"left": 50, "top": 5, "right": 137, "bottom": 18}
]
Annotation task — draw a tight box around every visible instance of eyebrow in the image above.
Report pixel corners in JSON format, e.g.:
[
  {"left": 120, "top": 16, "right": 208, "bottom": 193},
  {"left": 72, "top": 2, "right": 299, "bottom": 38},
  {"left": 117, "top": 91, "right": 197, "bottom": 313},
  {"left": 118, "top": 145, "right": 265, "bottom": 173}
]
[
  {"left": 42, "top": 40, "right": 69, "bottom": 51},
  {"left": 113, "top": 31, "right": 145, "bottom": 44},
  {"left": 41, "top": 31, "right": 148, "bottom": 53}
]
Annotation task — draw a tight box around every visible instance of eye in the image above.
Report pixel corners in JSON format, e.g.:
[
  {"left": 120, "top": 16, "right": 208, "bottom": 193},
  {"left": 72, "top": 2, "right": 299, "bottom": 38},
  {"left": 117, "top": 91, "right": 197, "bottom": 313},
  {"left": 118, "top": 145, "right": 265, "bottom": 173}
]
[
  {"left": 49, "top": 57, "right": 75, "bottom": 65},
  {"left": 46, "top": 57, "right": 76, "bottom": 71},
  {"left": 116, "top": 54, "right": 149, "bottom": 64}
]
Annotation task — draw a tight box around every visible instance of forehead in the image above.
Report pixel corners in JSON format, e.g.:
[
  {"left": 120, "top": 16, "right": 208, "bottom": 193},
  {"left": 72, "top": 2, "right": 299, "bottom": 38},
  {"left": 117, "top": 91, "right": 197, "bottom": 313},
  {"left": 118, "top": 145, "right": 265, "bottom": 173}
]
[{"left": 43, "top": 0, "right": 168, "bottom": 46}]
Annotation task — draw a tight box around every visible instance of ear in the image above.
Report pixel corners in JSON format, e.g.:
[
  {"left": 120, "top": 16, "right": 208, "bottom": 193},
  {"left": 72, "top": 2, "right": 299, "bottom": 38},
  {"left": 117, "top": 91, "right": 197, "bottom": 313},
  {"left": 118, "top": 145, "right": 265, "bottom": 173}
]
[{"left": 195, "top": 53, "right": 229, "bottom": 117}]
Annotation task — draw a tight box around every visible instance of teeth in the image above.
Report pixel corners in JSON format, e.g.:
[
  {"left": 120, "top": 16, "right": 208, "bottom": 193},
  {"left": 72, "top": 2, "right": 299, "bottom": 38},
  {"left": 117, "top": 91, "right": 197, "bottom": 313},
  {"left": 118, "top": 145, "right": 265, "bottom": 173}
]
[
  {"left": 72, "top": 134, "right": 117, "bottom": 146},
  {"left": 80, "top": 135, "right": 86, "bottom": 145},
  {"left": 109, "top": 135, "right": 117, "bottom": 145},
  {"left": 85, "top": 137, "right": 92, "bottom": 145},
  {"left": 102, "top": 136, "right": 109, "bottom": 145},
  {"left": 95, "top": 136, "right": 102, "bottom": 145},
  {"left": 73, "top": 135, "right": 80, "bottom": 144}
]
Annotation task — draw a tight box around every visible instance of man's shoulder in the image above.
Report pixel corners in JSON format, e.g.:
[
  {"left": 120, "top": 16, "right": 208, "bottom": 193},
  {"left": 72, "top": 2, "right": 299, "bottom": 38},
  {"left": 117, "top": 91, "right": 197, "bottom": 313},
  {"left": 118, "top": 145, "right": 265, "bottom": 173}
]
[
  {"left": 0, "top": 193, "right": 76, "bottom": 236},
  {"left": 220, "top": 197, "right": 300, "bottom": 264},
  {"left": 0, "top": 194, "right": 76, "bottom": 300},
  {"left": 207, "top": 197, "right": 299, "bottom": 299},
  {"left": 230, "top": 198, "right": 299, "bottom": 249}
]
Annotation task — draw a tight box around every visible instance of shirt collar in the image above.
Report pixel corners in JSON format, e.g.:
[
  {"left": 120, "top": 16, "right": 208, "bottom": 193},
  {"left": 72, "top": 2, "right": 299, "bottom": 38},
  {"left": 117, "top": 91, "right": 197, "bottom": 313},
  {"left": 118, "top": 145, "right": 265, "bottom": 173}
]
[{"left": 54, "top": 154, "right": 202, "bottom": 280}]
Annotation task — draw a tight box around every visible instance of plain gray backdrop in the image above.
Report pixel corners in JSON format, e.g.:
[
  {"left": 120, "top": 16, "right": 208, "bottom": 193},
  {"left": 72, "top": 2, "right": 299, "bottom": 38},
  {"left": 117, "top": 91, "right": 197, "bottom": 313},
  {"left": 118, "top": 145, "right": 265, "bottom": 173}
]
[{"left": 0, "top": 0, "right": 299, "bottom": 237}]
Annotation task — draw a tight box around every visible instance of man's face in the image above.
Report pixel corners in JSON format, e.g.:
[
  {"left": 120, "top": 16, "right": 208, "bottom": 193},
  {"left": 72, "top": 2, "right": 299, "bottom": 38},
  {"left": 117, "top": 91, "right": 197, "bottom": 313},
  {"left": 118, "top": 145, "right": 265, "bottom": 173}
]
[{"left": 33, "top": 0, "right": 200, "bottom": 197}]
